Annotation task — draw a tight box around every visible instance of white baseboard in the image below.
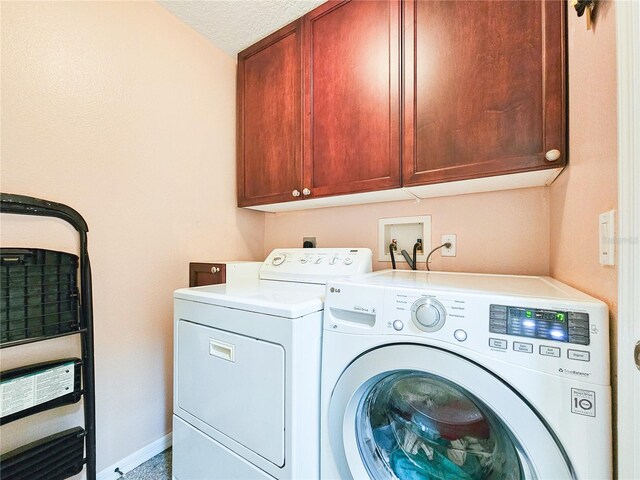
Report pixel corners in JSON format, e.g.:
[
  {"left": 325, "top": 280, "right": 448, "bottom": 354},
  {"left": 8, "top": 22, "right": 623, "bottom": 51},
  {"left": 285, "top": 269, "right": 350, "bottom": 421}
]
[{"left": 97, "top": 432, "right": 172, "bottom": 480}]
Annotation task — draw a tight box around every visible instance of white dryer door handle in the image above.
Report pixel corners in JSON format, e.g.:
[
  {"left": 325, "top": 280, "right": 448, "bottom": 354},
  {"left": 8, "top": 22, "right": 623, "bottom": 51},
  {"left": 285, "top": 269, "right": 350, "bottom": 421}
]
[{"left": 209, "top": 338, "right": 235, "bottom": 362}]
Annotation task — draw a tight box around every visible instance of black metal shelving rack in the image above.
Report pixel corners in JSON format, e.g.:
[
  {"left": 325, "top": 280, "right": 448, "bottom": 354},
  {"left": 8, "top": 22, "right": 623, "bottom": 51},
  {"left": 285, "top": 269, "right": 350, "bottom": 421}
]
[{"left": 0, "top": 193, "right": 96, "bottom": 480}]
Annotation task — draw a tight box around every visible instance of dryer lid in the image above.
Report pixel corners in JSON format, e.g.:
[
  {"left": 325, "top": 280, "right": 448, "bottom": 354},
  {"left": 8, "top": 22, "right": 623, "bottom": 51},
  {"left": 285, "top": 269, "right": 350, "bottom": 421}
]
[{"left": 174, "top": 280, "right": 326, "bottom": 318}]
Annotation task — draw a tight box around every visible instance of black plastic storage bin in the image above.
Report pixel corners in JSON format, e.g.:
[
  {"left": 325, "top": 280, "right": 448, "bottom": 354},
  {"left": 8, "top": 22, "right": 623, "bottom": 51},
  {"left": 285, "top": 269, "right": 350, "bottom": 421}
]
[{"left": 1, "top": 248, "right": 80, "bottom": 344}]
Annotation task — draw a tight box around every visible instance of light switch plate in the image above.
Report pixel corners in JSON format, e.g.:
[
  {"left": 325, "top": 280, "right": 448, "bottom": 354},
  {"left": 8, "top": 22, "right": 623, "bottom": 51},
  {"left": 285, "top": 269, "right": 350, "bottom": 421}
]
[{"left": 599, "top": 210, "right": 615, "bottom": 266}]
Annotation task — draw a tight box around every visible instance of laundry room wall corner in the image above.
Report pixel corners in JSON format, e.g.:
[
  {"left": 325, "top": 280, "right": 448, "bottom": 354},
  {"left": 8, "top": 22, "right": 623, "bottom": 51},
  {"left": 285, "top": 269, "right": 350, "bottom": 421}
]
[
  {"left": 548, "top": 0, "right": 619, "bottom": 472},
  {"left": 0, "top": 1, "right": 265, "bottom": 474}
]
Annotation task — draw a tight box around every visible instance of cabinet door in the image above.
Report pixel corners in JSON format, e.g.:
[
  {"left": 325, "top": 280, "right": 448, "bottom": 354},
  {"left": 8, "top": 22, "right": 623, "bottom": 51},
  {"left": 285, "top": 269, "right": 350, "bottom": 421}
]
[
  {"left": 403, "top": 0, "right": 566, "bottom": 186},
  {"left": 303, "top": 0, "right": 401, "bottom": 199},
  {"left": 189, "top": 263, "right": 226, "bottom": 287},
  {"left": 237, "top": 21, "right": 303, "bottom": 207}
]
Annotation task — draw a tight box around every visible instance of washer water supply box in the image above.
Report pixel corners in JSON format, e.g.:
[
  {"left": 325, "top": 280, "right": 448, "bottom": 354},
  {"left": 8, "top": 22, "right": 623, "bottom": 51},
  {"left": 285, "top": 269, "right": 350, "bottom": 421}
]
[{"left": 1, "top": 248, "right": 80, "bottom": 345}]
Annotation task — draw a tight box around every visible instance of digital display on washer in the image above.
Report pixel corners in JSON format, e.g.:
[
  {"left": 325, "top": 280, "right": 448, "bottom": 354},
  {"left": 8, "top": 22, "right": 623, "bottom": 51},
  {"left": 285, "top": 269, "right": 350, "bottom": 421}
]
[{"left": 489, "top": 305, "right": 589, "bottom": 345}]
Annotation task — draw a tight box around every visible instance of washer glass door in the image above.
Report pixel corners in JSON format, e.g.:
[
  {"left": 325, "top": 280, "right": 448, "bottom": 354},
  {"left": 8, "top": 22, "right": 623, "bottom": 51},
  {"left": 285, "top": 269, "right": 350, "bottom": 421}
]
[
  {"left": 355, "top": 371, "right": 523, "bottom": 480},
  {"left": 328, "top": 345, "right": 572, "bottom": 480}
]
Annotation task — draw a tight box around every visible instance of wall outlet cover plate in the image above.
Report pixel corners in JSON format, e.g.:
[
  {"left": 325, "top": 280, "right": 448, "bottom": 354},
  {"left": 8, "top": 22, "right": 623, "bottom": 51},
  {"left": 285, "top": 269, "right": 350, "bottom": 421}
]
[{"left": 441, "top": 234, "right": 457, "bottom": 257}]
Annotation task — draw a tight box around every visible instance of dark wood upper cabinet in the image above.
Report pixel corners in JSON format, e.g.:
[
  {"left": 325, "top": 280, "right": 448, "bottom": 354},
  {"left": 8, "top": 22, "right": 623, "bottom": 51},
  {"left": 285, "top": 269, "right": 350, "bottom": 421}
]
[
  {"left": 402, "top": 0, "right": 566, "bottom": 186},
  {"left": 302, "top": 0, "right": 402, "bottom": 198},
  {"left": 237, "top": 0, "right": 567, "bottom": 210},
  {"left": 237, "top": 21, "right": 303, "bottom": 207}
]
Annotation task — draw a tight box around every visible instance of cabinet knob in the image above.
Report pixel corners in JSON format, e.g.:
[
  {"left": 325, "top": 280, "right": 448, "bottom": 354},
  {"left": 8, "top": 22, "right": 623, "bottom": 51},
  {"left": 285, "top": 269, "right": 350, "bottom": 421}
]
[
  {"left": 545, "top": 149, "right": 561, "bottom": 162},
  {"left": 302, "top": 188, "right": 311, "bottom": 196},
  {"left": 210, "top": 266, "right": 220, "bottom": 274},
  {"left": 292, "top": 190, "right": 301, "bottom": 197}
]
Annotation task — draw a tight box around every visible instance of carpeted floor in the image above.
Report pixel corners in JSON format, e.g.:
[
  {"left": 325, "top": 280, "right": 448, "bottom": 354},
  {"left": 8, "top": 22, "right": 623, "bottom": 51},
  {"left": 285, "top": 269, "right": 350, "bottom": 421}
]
[{"left": 123, "top": 448, "right": 171, "bottom": 479}]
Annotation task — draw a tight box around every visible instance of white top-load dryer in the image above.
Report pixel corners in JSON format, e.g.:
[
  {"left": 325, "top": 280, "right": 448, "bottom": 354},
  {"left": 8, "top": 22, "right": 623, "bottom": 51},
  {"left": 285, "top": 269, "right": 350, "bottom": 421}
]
[
  {"left": 321, "top": 270, "right": 611, "bottom": 480},
  {"left": 172, "top": 248, "right": 372, "bottom": 480}
]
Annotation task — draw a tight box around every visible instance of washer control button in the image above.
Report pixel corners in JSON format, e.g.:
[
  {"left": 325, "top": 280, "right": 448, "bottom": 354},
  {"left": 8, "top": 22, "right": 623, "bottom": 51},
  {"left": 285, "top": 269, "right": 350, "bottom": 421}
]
[
  {"left": 540, "top": 345, "right": 561, "bottom": 357},
  {"left": 454, "top": 329, "right": 467, "bottom": 342},
  {"left": 489, "top": 338, "right": 508, "bottom": 350},
  {"left": 489, "top": 318, "right": 507, "bottom": 334},
  {"left": 392, "top": 320, "right": 404, "bottom": 331},
  {"left": 513, "top": 342, "right": 533, "bottom": 353},
  {"left": 568, "top": 349, "right": 590, "bottom": 362},
  {"left": 344, "top": 257, "right": 353, "bottom": 265}
]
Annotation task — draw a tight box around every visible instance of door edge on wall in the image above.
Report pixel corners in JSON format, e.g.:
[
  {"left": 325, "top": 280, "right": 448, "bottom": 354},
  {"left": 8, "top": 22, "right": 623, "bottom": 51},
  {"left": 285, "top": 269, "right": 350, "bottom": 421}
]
[{"left": 616, "top": 1, "right": 640, "bottom": 478}]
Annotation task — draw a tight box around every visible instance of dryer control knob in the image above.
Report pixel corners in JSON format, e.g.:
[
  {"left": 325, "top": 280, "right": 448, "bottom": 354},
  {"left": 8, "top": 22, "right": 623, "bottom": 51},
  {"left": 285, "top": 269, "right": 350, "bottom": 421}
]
[
  {"left": 272, "top": 255, "right": 286, "bottom": 266},
  {"left": 411, "top": 297, "right": 446, "bottom": 332}
]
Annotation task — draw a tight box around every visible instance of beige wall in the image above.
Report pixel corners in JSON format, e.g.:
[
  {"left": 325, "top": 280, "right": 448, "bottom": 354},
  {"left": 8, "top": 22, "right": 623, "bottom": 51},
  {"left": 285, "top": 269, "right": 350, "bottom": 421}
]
[
  {"left": 549, "top": 3, "right": 618, "bottom": 309},
  {"left": 0, "top": 0, "right": 264, "bottom": 473},
  {"left": 265, "top": 187, "right": 551, "bottom": 275}
]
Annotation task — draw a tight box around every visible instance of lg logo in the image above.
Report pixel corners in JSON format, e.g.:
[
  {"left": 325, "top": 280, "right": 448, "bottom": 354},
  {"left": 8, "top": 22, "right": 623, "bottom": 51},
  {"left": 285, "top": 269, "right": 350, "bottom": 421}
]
[{"left": 330, "top": 287, "right": 341, "bottom": 293}]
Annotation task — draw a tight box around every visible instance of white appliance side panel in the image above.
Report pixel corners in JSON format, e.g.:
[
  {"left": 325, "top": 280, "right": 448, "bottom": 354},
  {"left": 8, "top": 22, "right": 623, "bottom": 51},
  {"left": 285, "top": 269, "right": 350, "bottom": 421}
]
[
  {"left": 176, "top": 320, "right": 285, "bottom": 467},
  {"left": 173, "top": 416, "right": 275, "bottom": 480}
]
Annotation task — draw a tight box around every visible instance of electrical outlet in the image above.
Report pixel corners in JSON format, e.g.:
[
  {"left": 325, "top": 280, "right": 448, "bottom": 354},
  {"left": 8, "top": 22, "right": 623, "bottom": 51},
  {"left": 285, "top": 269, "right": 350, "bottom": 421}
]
[
  {"left": 441, "top": 234, "right": 457, "bottom": 257},
  {"left": 303, "top": 237, "right": 316, "bottom": 248}
]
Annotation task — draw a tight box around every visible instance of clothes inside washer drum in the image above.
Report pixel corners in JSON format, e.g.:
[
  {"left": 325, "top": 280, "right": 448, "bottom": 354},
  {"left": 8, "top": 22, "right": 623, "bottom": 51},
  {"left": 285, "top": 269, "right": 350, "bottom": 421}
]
[
  {"left": 388, "top": 377, "right": 490, "bottom": 440},
  {"left": 355, "top": 371, "right": 523, "bottom": 480}
]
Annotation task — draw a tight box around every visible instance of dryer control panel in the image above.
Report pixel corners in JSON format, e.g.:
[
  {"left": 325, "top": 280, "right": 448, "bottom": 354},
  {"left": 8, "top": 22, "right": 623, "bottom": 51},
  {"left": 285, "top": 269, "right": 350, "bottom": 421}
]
[{"left": 260, "top": 248, "right": 372, "bottom": 285}]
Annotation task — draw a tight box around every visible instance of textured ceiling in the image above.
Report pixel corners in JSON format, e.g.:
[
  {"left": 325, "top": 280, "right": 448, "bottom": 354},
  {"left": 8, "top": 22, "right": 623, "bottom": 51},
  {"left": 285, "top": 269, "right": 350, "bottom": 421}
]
[{"left": 159, "top": 0, "right": 326, "bottom": 58}]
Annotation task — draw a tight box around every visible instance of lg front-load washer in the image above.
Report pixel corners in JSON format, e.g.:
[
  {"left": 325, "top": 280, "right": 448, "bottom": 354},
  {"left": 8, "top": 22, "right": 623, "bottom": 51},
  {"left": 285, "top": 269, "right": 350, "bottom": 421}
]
[
  {"left": 321, "top": 270, "right": 611, "bottom": 479},
  {"left": 172, "top": 248, "right": 371, "bottom": 480}
]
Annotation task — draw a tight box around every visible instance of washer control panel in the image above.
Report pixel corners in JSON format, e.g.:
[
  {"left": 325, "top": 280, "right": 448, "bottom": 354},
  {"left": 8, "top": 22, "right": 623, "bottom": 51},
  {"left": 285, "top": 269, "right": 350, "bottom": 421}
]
[
  {"left": 489, "top": 304, "right": 590, "bottom": 345},
  {"left": 324, "top": 271, "right": 609, "bottom": 386}
]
